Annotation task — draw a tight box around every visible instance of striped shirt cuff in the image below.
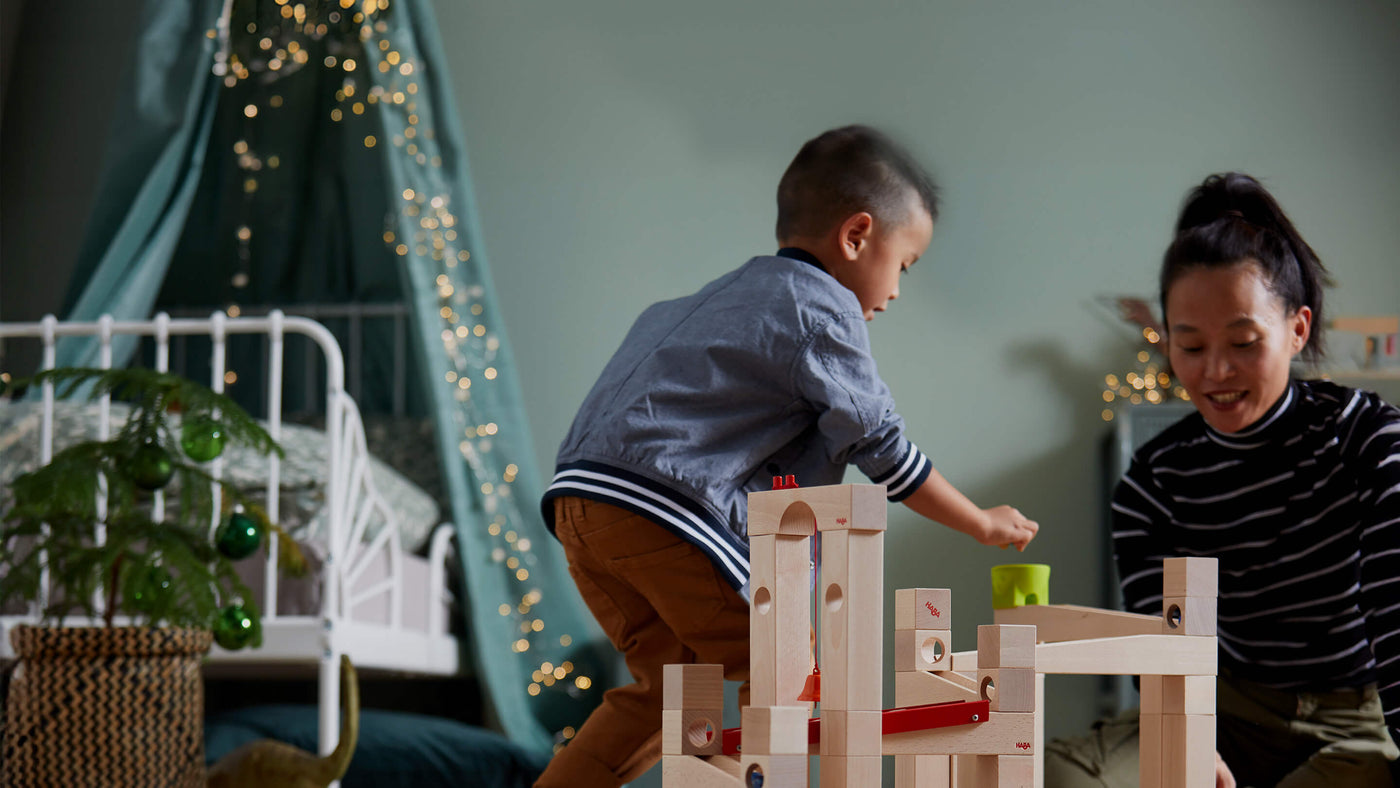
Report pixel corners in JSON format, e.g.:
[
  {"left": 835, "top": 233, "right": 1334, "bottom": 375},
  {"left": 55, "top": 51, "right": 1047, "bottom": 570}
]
[{"left": 870, "top": 441, "right": 932, "bottom": 502}]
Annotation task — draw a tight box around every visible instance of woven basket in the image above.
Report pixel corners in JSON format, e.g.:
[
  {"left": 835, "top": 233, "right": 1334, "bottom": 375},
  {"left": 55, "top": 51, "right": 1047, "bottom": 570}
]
[{"left": 2, "top": 625, "right": 212, "bottom": 788}]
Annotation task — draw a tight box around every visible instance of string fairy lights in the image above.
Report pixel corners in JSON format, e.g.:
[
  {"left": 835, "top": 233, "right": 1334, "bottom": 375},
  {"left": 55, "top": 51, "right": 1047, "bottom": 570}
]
[
  {"left": 207, "top": 0, "right": 596, "bottom": 752},
  {"left": 1100, "top": 325, "right": 1189, "bottom": 422}
]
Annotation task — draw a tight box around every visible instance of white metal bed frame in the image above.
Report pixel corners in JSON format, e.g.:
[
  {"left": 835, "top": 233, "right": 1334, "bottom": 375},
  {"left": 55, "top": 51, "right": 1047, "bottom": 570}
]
[{"left": 0, "top": 311, "right": 461, "bottom": 759}]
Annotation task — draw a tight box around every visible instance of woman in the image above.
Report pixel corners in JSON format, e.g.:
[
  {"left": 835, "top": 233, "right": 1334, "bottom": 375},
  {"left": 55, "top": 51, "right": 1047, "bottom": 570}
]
[{"left": 1050, "top": 172, "right": 1400, "bottom": 788}]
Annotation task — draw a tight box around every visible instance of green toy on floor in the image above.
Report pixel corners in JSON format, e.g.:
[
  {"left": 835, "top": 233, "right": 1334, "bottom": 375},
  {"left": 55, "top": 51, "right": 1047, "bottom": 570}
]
[{"left": 207, "top": 655, "right": 358, "bottom": 788}]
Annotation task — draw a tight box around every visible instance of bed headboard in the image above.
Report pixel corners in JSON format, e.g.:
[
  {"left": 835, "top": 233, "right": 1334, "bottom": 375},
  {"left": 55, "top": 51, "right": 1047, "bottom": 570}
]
[{"left": 0, "top": 311, "right": 413, "bottom": 628}]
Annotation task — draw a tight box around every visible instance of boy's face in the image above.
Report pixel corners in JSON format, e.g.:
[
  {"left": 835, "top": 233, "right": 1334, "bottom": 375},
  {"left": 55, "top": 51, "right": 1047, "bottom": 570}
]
[{"left": 837, "top": 201, "right": 934, "bottom": 320}]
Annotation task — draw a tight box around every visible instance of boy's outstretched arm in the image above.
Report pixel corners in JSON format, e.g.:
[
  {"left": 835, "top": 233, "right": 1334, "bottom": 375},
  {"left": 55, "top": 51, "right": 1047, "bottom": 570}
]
[{"left": 899, "top": 468, "right": 1038, "bottom": 550}]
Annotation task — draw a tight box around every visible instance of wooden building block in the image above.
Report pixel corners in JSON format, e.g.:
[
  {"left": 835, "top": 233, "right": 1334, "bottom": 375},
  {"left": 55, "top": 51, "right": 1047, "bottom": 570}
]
[
  {"left": 977, "top": 625, "right": 1036, "bottom": 669},
  {"left": 819, "top": 528, "right": 884, "bottom": 711},
  {"left": 748, "top": 533, "right": 813, "bottom": 707},
  {"left": 895, "top": 753, "right": 952, "bottom": 788},
  {"left": 971, "top": 755, "right": 1034, "bottom": 788},
  {"left": 895, "top": 629, "right": 953, "bottom": 672},
  {"left": 1162, "top": 557, "right": 1218, "bottom": 599},
  {"left": 704, "top": 755, "right": 745, "bottom": 778},
  {"left": 977, "top": 668, "right": 1036, "bottom": 713},
  {"left": 741, "top": 705, "right": 809, "bottom": 755},
  {"left": 1162, "top": 596, "right": 1217, "bottom": 637},
  {"left": 1034, "top": 672, "right": 1045, "bottom": 788},
  {"left": 664, "top": 663, "right": 724, "bottom": 711},
  {"left": 820, "top": 709, "right": 883, "bottom": 756},
  {"left": 663, "top": 708, "right": 723, "bottom": 756},
  {"left": 1161, "top": 675, "right": 1215, "bottom": 715},
  {"left": 1032, "top": 634, "right": 1216, "bottom": 676},
  {"left": 1162, "top": 713, "right": 1215, "bottom": 788},
  {"left": 748, "top": 483, "right": 887, "bottom": 536},
  {"left": 895, "top": 669, "right": 980, "bottom": 705},
  {"left": 820, "top": 755, "right": 882, "bottom": 788},
  {"left": 739, "top": 754, "right": 807, "bottom": 787},
  {"left": 993, "top": 603, "right": 1162, "bottom": 642},
  {"left": 662, "top": 754, "right": 743, "bottom": 787},
  {"left": 1139, "top": 674, "right": 1163, "bottom": 714},
  {"left": 1139, "top": 711, "right": 1162, "bottom": 788},
  {"left": 896, "top": 588, "right": 954, "bottom": 630}
]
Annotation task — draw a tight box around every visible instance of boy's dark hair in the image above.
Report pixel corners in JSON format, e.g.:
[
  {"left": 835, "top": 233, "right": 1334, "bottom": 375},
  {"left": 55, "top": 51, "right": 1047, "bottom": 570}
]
[
  {"left": 775, "top": 125, "right": 940, "bottom": 242},
  {"left": 1161, "top": 172, "right": 1332, "bottom": 362}
]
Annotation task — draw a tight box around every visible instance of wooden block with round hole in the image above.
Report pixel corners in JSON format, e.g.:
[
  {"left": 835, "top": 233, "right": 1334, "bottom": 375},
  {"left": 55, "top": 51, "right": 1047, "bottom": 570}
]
[
  {"left": 895, "top": 628, "right": 952, "bottom": 672},
  {"left": 749, "top": 532, "right": 813, "bottom": 708},
  {"left": 820, "top": 709, "right": 883, "bottom": 756},
  {"left": 977, "top": 668, "right": 1036, "bottom": 713},
  {"left": 1162, "top": 557, "right": 1218, "bottom": 598},
  {"left": 740, "top": 754, "right": 807, "bottom": 787},
  {"left": 1161, "top": 596, "right": 1216, "bottom": 637},
  {"left": 662, "top": 708, "right": 722, "bottom": 756},
  {"left": 663, "top": 663, "right": 724, "bottom": 710},
  {"left": 819, "top": 528, "right": 884, "bottom": 711},
  {"left": 896, "top": 588, "right": 953, "bottom": 630},
  {"left": 976, "top": 624, "right": 1036, "bottom": 669},
  {"left": 742, "top": 705, "right": 809, "bottom": 755}
]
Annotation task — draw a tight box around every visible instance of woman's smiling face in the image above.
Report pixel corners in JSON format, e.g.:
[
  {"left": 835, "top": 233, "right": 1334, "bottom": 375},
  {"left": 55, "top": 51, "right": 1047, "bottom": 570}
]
[{"left": 1164, "top": 260, "right": 1311, "bottom": 434}]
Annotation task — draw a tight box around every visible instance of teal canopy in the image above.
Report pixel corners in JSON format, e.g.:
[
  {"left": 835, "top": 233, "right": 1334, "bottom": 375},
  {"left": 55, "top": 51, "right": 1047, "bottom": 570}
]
[{"left": 60, "top": 0, "right": 609, "bottom": 757}]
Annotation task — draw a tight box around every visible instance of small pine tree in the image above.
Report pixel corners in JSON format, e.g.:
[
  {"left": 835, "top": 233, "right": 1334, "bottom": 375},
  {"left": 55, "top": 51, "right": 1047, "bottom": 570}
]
[{"left": 0, "top": 368, "right": 303, "bottom": 649}]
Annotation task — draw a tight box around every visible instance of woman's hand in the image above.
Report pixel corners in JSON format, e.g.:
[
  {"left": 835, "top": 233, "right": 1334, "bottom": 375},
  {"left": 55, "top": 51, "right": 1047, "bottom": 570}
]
[{"left": 1215, "top": 751, "right": 1236, "bottom": 788}]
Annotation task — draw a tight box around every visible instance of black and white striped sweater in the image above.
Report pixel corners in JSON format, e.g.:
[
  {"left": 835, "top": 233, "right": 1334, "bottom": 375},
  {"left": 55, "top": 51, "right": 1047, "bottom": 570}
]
[{"left": 1112, "top": 379, "right": 1400, "bottom": 732}]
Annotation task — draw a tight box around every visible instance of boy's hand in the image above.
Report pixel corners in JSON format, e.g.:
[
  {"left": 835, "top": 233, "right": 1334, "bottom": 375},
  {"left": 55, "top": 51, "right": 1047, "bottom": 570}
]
[
  {"left": 900, "top": 469, "right": 1039, "bottom": 551},
  {"left": 977, "top": 506, "right": 1038, "bottom": 551}
]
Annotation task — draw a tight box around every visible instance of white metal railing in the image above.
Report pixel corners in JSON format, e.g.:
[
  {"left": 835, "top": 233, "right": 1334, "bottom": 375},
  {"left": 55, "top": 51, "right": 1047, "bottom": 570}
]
[{"left": 0, "top": 311, "right": 406, "bottom": 632}]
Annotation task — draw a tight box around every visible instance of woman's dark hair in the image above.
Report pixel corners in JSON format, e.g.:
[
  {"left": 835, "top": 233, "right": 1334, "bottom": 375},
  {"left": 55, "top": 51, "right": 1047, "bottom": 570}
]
[
  {"left": 1160, "top": 172, "right": 1331, "bottom": 362},
  {"left": 776, "top": 125, "right": 940, "bottom": 242}
]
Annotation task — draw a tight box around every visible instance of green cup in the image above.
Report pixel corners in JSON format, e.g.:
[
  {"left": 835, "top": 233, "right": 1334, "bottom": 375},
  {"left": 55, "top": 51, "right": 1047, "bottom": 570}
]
[{"left": 991, "top": 564, "right": 1051, "bottom": 609}]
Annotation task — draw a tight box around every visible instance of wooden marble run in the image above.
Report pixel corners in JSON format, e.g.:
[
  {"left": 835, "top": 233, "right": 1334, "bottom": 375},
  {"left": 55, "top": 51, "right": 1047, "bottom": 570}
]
[{"left": 661, "top": 483, "right": 1219, "bottom": 788}]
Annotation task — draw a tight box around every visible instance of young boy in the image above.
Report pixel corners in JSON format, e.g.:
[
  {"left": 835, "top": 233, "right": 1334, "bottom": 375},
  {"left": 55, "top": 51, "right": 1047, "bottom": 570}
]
[{"left": 535, "top": 125, "right": 1039, "bottom": 788}]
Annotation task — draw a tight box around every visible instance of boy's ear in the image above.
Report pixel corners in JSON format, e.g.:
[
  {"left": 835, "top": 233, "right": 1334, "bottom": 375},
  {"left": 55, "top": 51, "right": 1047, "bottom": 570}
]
[{"left": 837, "top": 212, "right": 875, "bottom": 261}]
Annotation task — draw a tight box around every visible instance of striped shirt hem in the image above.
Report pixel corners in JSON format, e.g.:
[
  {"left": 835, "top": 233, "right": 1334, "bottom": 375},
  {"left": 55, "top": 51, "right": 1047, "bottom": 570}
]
[{"left": 542, "top": 461, "right": 751, "bottom": 591}]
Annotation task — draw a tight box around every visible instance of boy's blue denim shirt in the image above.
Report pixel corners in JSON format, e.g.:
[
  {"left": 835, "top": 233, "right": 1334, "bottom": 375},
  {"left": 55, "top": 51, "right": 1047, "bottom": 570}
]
[{"left": 542, "top": 252, "right": 932, "bottom": 593}]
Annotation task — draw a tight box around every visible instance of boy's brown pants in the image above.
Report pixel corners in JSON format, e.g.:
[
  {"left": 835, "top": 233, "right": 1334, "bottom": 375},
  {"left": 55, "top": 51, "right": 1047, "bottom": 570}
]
[{"left": 533, "top": 497, "right": 751, "bottom": 788}]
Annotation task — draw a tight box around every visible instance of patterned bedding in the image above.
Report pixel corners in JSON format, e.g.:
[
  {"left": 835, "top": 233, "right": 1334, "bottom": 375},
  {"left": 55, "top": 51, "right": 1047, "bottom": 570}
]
[{"left": 0, "top": 400, "right": 440, "bottom": 554}]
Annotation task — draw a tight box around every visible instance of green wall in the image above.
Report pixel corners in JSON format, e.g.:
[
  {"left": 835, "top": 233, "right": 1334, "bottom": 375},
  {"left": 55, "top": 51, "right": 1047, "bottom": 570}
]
[{"left": 429, "top": 0, "right": 1400, "bottom": 775}]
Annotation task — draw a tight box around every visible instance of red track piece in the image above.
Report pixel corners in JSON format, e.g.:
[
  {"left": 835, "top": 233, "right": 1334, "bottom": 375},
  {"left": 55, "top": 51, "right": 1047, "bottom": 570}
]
[{"left": 719, "top": 698, "right": 989, "bottom": 755}]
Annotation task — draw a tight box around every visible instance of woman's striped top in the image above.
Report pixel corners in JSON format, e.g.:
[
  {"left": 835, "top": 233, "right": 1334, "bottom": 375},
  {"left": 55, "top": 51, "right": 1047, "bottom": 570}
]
[{"left": 1112, "top": 379, "right": 1400, "bottom": 733}]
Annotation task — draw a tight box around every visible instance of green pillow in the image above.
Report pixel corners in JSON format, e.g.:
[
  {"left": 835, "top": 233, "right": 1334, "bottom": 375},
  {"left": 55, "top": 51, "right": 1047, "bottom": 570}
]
[{"left": 205, "top": 705, "right": 549, "bottom": 788}]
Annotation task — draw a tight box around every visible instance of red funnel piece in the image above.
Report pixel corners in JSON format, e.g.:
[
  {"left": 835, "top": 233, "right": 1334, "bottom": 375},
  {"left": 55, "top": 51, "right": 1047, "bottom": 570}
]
[{"left": 796, "top": 665, "right": 820, "bottom": 702}]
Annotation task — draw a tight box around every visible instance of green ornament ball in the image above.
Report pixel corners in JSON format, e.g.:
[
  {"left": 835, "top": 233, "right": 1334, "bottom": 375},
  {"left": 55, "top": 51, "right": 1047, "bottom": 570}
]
[
  {"left": 181, "top": 417, "right": 225, "bottom": 462},
  {"left": 215, "top": 511, "right": 263, "bottom": 560},
  {"left": 213, "top": 604, "right": 261, "bottom": 651},
  {"left": 130, "top": 443, "right": 174, "bottom": 490},
  {"left": 130, "top": 564, "right": 173, "bottom": 613}
]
